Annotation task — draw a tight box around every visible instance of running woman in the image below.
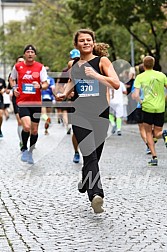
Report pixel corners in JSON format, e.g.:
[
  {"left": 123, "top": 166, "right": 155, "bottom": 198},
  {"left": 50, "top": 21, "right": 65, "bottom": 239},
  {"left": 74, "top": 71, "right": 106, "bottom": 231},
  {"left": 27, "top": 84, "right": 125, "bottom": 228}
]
[
  {"left": 10, "top": 44, "right": 48, "bottom": 164},
  {"left": 68, "top": 44, "right": 110, "bottom": 163},
  {"left": 56, "top": 29, "right": 120, "bottom": 213}
]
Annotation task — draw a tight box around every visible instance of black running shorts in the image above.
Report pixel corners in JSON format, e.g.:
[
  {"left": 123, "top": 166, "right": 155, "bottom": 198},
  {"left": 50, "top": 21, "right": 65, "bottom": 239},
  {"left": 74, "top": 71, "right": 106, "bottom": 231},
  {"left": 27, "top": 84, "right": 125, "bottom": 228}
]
[
  {"left": 18, "top": 106, "right": 41, "bottom": 123},
  {"left": 142, "top": 111, "right": 164, "bottom": 127}
]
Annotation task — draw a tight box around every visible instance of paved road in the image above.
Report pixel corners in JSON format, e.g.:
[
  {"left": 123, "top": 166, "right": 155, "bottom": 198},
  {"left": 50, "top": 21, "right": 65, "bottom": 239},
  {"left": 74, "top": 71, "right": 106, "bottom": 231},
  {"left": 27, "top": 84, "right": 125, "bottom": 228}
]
[{"left": 0, "top": 114, "right": 167, "bottom": 252}]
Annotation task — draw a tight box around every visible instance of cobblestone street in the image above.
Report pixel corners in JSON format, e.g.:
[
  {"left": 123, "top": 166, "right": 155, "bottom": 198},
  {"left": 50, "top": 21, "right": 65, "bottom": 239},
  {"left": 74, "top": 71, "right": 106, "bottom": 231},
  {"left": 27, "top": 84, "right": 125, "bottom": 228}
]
[{"left": 0, "top": 115, "right": 167, "bottom": 252}]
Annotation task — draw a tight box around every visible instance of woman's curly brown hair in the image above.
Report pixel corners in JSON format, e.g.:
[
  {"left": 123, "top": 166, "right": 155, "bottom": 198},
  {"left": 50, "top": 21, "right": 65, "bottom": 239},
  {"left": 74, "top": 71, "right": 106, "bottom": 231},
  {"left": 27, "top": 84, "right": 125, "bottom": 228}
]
[{"left": 93, "top": 42, "right": 110, "bottom": 57}]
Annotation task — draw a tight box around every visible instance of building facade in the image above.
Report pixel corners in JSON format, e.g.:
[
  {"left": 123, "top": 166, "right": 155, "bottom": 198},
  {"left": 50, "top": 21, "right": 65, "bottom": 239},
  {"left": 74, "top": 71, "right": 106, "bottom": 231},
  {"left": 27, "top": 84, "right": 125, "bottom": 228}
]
[
  {"left": 0, "top": 0, "right": 33, "bottom": 78},
  {"left": 0, "top": 0, "right": 33, "bottom": 26}
]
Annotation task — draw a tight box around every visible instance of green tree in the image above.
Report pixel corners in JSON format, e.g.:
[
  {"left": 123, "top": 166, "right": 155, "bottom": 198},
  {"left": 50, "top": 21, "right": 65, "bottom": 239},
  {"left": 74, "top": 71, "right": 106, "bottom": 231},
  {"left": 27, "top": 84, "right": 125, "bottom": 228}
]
[
  {"left": 1, "top": 21, "right": 30, "bottom": 66},
  {"left": 68, "top": 0, "right": 167, "bottom": 70},
  {"left": 25, "top": 0, "right": 77, "bottom": 70},
  {"left": 0, "top": 0, "right": 80, "bottom": 72}
]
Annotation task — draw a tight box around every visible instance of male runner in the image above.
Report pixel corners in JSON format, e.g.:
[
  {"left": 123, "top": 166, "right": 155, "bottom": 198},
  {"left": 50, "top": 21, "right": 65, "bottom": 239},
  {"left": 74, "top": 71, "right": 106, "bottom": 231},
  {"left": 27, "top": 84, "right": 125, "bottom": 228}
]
[{"left": 10, "top": 44, "right": 48, "bottom": 164}]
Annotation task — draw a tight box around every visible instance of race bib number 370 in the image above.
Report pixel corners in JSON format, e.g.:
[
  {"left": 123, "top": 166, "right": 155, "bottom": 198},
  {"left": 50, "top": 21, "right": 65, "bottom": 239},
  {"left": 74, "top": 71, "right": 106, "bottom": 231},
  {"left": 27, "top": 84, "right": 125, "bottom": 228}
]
[
  {"left": 75, "top": 79, "right": 99, "bottom": 97},
  {"left": 22, "top": 83, "right": 36, "bottom": 94}
]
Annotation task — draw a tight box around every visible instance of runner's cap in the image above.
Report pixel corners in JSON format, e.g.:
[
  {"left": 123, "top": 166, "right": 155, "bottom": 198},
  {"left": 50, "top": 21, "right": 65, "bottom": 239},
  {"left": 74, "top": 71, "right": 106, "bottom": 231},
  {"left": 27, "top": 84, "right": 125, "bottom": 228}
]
[
  {"left": 24, "top": 44, "right": 37, "bottom": 54},
  {"left": 70, "top": 49, "right": 80, "bottom": 59}
]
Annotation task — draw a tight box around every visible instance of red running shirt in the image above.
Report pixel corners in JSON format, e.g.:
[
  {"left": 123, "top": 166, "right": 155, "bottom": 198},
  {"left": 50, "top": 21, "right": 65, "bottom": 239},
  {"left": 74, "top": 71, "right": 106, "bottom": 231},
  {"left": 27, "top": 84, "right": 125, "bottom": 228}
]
[{"left": 12, "top": 61, "right": 47, "bottom": 105}]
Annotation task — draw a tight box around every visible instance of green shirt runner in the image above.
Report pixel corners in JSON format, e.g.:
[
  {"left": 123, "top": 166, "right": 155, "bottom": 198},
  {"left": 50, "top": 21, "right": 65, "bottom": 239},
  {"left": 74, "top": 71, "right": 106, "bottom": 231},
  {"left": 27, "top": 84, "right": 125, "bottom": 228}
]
[{"left": 134, "top": 69, "right": 167, "bottom": 113}]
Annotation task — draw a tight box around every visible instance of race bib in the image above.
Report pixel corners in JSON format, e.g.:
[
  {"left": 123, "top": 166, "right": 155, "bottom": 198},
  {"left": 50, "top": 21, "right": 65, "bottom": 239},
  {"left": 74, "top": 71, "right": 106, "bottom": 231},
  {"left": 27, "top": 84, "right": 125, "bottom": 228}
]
[
  {"left": 22, "top": 83, "right": 36, "bottom": 94},
  {"left": 43, "top": 94, "right": 51, "bottom": 100},
  {"left": 75, "top": 79, "right": 99, "bottom": 97}
]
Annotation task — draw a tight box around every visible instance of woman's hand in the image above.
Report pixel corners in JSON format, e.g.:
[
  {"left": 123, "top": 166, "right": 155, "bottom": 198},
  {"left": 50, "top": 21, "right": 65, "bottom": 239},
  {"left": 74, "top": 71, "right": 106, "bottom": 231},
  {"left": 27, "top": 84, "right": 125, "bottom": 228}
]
[
  {"left": 67, "top": 91, "right": 74, "bottom": 99},
  {"left": 84, "top": 66, "right": 99, "bottom": 79},
  {"left": 55, "top": 93, "right": 66, "bottom": 101}
]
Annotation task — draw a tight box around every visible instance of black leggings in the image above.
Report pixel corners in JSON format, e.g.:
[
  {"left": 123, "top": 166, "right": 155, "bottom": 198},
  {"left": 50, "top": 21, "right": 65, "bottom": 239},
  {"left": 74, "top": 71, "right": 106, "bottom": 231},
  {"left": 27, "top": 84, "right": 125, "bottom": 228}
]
[{"left": 72, "top": 122, "right": 108, "bottom": 201}]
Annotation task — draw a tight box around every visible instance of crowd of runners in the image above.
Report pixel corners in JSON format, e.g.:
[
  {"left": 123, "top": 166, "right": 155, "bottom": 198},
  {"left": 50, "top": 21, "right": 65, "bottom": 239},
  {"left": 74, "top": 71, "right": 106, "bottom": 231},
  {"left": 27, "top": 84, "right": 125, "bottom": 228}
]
[{"left": 0, "top": 28, "right": 167, "bottom": 214}]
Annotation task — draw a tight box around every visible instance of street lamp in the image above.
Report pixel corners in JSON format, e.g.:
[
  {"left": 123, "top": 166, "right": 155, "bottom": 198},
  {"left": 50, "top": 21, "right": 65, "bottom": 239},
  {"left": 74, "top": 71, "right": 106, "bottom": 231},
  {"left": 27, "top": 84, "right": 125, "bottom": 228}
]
[{"left": 130, "top": 34, "right": 135, "bottom": 67}]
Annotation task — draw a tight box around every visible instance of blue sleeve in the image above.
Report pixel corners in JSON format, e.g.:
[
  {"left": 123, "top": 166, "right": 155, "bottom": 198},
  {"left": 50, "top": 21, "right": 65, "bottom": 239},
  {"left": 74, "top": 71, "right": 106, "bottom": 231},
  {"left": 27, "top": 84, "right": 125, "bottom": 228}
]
[
  {"left": 131, "top": 83, "right": 135, "bottom": 93},
  {"left": 50, "top": 77, "right": 55, "bottom": 86}
]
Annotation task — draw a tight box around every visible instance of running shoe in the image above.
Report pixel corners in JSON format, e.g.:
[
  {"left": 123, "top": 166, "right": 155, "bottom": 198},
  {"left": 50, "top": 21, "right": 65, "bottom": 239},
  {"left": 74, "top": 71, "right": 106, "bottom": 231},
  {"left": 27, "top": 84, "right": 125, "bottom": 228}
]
[
  {"left": 91, "top": 195, "right": 104, "bottom": 214},
  {"left": 73, "top": 152, "right": 80, "bottom": 163},
  {"left": 153, "top": 137, "right": 158, "bottom": 144},
  {"left": 112, "top": 125, "right": 116, "bottom": 134},
  {"left": 148, "top": 158, "right": 158, "bottom": 166},
  {"left": 21, "top": 150, "right": 29, "bottom": 162},
  {"left": 66, "top": 127, "right": 71, "bottom": 135},
  {"left": 117, "top": 130, "right": 122, "bottom": 136},
  {"left": 27, "top": 151, "right": 34, "bottom": 164},
  {"left": 58, "top": 118, "right": 63, "bottom": 124},
  {"left": 146, "top": 147, "right": 151, "bottom": 155},
  {"left": 162, "top": 130, "right": 167, "bottom": 148}
]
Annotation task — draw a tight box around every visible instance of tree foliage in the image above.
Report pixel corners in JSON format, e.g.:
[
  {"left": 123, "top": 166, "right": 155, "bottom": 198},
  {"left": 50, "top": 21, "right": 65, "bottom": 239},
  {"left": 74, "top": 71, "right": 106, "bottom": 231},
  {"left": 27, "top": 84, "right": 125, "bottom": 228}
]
[
  {"left": 0, "top": 0, "right": 80, "bottom": 71},
  {"left": 0, "top": 0, "right": 167, "bottom": 74},
  {"left": 68, "top": 0, "right": 167, "bottom": 70}
]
